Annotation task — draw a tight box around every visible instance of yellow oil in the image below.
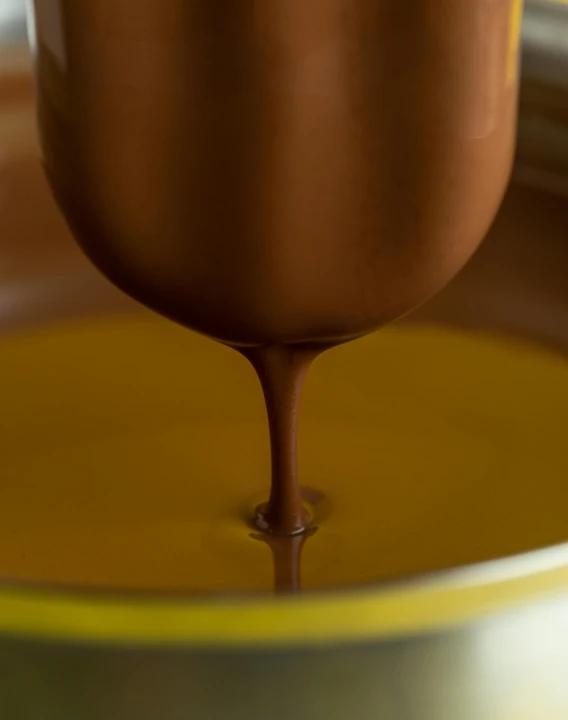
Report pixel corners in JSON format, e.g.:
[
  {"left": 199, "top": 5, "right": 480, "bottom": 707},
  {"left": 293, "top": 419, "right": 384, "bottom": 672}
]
[{"left": 1, "top": 315, "right": 567, "bottom": 594}]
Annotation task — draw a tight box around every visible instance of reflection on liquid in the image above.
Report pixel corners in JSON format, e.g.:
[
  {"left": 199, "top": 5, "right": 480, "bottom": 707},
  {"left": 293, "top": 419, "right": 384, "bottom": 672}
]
[
  {"left": 250, "top": 487, "right": 326, "bottom": 594},
  {"left": 251, "top": 528, "right": 317, "bottom": 594}
]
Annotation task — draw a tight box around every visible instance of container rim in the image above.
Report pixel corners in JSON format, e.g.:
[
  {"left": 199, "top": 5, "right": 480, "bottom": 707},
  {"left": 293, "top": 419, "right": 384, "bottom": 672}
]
[{"left": 0, "top": 541, "right": 567, "bottom": 647}]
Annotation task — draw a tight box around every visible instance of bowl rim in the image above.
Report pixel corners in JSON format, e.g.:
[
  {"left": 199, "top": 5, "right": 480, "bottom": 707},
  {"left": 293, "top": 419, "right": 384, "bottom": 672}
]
[{"left": 0, "top": 540, "right": 566, "bottom": 647}]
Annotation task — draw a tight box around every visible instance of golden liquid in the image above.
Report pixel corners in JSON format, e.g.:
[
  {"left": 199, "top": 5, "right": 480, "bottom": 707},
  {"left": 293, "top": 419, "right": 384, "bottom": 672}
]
[{"left": 1, "top": 316, "right": 568, "bottom": 594}]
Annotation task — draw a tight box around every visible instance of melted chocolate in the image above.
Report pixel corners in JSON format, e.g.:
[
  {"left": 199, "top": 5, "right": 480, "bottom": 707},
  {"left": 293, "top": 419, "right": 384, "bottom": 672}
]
[
  {"left": 252, "top": 528, "right": 316, "bottom": 593},
  {"left": 242, "top": 345, "right": 323, "bottom": 535},
  {"left": 31, "top": 0, "right": 518, "bottom": 536}
]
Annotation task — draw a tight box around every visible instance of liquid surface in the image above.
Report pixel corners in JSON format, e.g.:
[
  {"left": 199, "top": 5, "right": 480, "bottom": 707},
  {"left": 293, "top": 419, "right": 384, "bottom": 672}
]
[{"left": 1, "top": 316, "right": 567, "bottom": 595}]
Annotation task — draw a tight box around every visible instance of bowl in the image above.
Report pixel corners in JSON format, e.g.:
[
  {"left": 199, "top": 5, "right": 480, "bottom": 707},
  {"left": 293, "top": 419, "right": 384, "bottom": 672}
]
[{"left": 2, "top": 21, "right": 568, "bottom": 720}]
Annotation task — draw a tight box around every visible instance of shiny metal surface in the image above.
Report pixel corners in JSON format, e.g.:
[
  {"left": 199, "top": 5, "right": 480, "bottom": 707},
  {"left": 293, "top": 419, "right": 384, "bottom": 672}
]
[
  {"left": 0, "top": 591, "right": 567, "bottom": 719},
  {"left": 522, "top": 0, "right": 568, "bottom": 87},
  {"left": 516, "top": 0, "right": 568, "bottom": 193},
  {"left": 0, "top": 0, "right": 26, "bottom": 44}
]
